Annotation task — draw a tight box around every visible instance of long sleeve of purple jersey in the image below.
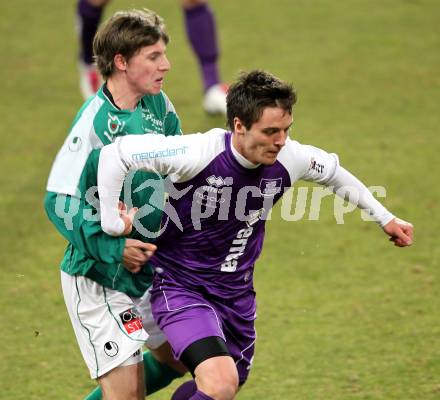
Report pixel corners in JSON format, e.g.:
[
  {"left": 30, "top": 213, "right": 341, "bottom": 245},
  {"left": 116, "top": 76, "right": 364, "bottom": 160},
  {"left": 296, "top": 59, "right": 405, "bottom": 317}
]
[
  {"left": 280, "top": 139, "right": 395, "bottom": 227},
  {"left": 324, "top": 166, "right": 395, "bottom": 227}
]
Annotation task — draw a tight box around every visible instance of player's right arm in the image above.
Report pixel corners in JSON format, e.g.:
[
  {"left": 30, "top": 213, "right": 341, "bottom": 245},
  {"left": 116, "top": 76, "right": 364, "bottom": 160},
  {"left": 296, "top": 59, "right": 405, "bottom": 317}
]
[
  {"left": 98, "top": 130, "right": 223, "bottom": 236},
  {"left": 45, "top": 191, "right": 156, "bottom": 271},
  {"left": 44, "top": 190, "right": 126, "bottom": 265}
]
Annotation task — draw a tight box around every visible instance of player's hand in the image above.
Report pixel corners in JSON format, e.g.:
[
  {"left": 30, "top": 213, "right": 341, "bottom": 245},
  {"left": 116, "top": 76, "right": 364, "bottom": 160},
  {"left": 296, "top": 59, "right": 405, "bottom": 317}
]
[
  {"left": 383, "top": 217, "right": 414, "bottom": 247},
  {"left": 118, "top": 201, "right": 138, "bottom": 236},
  {"left": 122, "top": 239, "right": 157, "bottom": 274}
]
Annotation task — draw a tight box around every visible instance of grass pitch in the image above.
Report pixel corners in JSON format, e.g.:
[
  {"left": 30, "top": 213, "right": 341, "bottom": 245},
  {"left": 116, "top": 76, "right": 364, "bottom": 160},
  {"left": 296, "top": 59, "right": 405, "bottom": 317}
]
[{"left": 1, "top": 0, "right": 439, "bottom": 398}]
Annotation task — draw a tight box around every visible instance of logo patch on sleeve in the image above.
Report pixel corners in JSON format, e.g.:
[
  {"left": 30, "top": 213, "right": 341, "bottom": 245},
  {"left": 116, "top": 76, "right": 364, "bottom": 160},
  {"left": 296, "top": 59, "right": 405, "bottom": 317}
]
[
  {"left": 310, "top": 157, "right": 324, "bottom": 174},
  {"left": 119, "top": 308, "right": 143, "bottom": 334}
]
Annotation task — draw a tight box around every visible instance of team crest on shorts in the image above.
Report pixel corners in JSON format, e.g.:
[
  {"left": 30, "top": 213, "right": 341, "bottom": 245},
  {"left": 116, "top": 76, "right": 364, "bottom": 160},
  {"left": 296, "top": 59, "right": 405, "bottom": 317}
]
[
  {"left": 68, "top": 136, "right": 82, "bottom": 152},
  {"left": 104, "top": 341, "right": 119, "bottom": 357},
  {"left": 119, "top": 308, "right": 143, "bottom": 334},
  {"left": 259, "top": 178, "right": 282, "bottom": 197}
]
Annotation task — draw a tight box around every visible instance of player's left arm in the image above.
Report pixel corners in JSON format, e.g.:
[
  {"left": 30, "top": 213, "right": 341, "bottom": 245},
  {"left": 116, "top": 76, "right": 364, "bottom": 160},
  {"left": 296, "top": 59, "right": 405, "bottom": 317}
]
[
  {"left": 292, "top": 142, "right": 414, "bottom": 247},
  {"left": 324, "top": 166, "right": 413, "bottom": 247}
]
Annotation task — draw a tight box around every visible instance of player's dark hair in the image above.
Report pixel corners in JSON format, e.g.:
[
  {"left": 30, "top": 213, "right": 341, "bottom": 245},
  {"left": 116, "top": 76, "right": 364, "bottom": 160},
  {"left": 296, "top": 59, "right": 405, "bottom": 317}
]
[
  {"left": 226, "top": 70, "right": 297, "bottom": 130},
  {"left": 93, "top": 9, "right": 169, "bottom": 79}
]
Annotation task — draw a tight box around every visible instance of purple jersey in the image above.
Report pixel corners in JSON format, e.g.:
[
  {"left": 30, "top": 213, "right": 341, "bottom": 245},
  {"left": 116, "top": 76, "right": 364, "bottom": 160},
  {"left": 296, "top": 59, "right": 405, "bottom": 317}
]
[
  {"left": 98, "top": 128, "right": 393, "bottom": 296},
  {"left": 151, "top": 132, "right": 292, "bottom": 297},
  {"left": 97, "top": 129, "right": 350, "bottom": 294}
]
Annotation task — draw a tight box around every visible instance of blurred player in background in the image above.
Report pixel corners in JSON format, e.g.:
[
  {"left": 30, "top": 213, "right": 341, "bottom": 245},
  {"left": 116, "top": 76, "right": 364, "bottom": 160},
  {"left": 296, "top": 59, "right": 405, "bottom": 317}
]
[
  {"left": 97, "top": 70, "right": 414, "bottom": 400},
  {"left": 45, "top": 9, "right": 190, "bottom": 400},
  {"left": 77, "top": 0, "right": 227, "bottom": 114}
]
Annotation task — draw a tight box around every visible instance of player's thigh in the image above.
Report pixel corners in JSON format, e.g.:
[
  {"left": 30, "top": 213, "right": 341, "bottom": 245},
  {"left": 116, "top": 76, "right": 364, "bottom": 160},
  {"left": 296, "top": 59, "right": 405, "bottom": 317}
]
[
  {"left": 214, "top": 293, "right": 257, "bottom": 386},
  {"left": 136, "top": 288, "right": 187, "bottom": 374},
  {"left": 221, "top": 318, "right": 256, "bottom": 386},
  {"left": 98, "top": 359, "right": 144, "bottom": 400},
  {"left": 150, "top": 287, "right": 226, "bottom": 361}
]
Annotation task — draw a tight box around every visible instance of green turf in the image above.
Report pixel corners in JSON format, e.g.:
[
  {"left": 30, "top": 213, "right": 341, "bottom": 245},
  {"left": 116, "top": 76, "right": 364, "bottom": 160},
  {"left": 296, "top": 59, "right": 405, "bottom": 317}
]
[{"left": 0, "top": 0, "right": 438, "bottom": 398}]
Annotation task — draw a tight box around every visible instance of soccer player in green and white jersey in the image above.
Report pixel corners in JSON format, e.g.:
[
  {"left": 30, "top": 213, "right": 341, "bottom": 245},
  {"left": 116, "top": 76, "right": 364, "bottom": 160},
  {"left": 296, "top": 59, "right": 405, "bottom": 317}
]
[{"left": 45, "top": 9, "right": 187, "bottom": 400}]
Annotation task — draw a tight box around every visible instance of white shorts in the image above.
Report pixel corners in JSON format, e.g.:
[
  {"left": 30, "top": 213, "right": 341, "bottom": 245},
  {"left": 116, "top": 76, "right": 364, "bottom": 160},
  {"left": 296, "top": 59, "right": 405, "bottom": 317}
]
[{"left": 61, "top": 271, "right": 167, "bottom": 379}]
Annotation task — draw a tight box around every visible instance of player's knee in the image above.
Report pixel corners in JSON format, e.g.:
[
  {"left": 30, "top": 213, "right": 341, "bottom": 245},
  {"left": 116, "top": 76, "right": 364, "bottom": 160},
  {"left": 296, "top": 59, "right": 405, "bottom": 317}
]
[
  {"left": 181, "top": 337, "right": 238, "bottom": 398},
  {"left": 217, "top": 374, "right": 239, "bottom": 400},
  {"left": 195, "top": 357, "right": 238, "bottom": 400},
  {"left": 198, "top": 369, "right": 238, "bottom": 400}
]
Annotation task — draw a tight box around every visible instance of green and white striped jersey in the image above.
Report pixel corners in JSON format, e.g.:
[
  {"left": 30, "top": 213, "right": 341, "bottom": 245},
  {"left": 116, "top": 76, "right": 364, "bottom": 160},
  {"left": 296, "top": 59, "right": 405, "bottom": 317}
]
[{"left": 45, "top": 86, "right": 181, "bottom": 297}]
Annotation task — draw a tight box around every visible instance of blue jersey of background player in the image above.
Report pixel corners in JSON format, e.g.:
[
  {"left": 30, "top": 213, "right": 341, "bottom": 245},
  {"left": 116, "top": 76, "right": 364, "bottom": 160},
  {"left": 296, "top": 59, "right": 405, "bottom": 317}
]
[{"left": 97, "top": 70, "right": 414, "bottom": 400}]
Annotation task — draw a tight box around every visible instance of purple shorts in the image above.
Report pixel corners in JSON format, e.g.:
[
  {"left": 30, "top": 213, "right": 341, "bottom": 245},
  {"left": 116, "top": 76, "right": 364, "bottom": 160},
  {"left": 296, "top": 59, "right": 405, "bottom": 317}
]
[{"left": 150, "top": 273, "right": 257, "bottom": 384}]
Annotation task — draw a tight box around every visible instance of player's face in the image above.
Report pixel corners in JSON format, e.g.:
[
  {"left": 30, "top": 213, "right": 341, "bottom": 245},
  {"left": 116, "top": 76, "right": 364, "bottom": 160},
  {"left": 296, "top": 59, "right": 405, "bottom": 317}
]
[
  {"left": 234, "top": 106, "right": 293, "bottom": 165},
  {"left": 124, "top": 39, "right": 170, "bottom": 96}
]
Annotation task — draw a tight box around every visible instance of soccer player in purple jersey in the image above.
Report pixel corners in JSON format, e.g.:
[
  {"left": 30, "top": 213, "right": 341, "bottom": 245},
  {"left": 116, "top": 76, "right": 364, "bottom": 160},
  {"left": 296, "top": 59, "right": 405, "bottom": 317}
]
[
  {"left": 77, "top": 0, "right": 227, "bottom": 114},
  {"left": 97, "top": 70, "right": 414, "bottom": 400}
]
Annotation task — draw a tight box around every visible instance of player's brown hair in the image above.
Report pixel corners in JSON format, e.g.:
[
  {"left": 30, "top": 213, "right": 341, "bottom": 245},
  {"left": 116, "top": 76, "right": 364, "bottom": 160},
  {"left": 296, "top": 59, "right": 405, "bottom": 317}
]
[
  {"left": 93, "top": 9, "right": 169, "bottom": 79},
  {"left": 226, "top": 70, "right": 297, "bottom": 130}
]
